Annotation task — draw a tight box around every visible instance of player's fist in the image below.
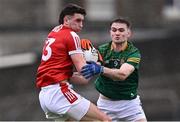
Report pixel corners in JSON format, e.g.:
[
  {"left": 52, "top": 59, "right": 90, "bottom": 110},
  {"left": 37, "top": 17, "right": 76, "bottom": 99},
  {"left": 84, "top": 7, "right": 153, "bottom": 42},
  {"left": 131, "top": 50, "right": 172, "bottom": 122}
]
[{"left": 81, "top": 61, "right": 104, "bottom": 79}]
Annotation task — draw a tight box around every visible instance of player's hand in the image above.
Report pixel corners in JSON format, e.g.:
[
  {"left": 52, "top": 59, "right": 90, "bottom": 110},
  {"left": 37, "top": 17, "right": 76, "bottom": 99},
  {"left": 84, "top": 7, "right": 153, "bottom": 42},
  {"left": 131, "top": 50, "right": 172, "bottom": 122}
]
[{"left": 81, "top": 61, "right": 104, "bottom": 79}]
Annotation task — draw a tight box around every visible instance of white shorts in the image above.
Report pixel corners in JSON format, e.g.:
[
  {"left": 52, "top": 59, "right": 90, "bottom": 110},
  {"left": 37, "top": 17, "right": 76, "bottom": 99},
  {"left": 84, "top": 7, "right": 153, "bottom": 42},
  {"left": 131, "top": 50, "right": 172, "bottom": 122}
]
[
  {"left": 39, "top": 82, "right": 90, "bottom": 121},
  {"left": 97, "top": 95, "right": 146, "bottom": 122}
]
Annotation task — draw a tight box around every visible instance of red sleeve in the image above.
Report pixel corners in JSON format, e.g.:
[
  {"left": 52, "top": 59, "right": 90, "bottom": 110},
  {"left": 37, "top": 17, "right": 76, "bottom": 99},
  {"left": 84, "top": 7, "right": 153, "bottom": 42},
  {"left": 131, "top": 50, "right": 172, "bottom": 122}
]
[{"left": 66, "top": 31, "right": 83, "bottom": 55}]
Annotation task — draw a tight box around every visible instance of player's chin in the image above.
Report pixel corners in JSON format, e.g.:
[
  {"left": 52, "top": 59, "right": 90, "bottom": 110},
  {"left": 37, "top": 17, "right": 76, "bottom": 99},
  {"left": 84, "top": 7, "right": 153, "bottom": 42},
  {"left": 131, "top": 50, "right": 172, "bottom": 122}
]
[
  {"left": 76, "top": 28, "right": 82, "bottom": 32},
  {"left": 72, "top": 27, "right": 81, "bottom": 32},
  {"left": 114, "top": 39, "right": 125, "bottom": 44}
]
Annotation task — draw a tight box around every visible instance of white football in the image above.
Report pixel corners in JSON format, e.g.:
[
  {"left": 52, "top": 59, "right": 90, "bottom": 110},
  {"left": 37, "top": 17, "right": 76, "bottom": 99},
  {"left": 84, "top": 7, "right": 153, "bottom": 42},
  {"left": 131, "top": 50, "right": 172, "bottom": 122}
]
[{"left": 83, "top": 47, "right": 98, "bottom": 62}]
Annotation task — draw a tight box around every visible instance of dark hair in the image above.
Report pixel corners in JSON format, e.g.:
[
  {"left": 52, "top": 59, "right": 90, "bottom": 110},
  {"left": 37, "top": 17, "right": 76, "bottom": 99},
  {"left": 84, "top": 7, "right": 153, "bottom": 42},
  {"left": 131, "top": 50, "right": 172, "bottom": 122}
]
[
  {"left": 110, "top": 17, "right": 131, "bottom": 28},
  {"left": 59, "top": 3, "right": 86, "bottom": 24}
]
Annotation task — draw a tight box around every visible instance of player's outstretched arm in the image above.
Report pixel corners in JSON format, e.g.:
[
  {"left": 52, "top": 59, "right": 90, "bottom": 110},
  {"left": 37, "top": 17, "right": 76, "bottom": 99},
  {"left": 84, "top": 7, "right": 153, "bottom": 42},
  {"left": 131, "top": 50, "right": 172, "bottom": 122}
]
[
  {"left": 81, "top": 61, "right": 135, "bottom": 81},
  {"left": 102, "top": 63, "right": 135, "bottom": 81}
]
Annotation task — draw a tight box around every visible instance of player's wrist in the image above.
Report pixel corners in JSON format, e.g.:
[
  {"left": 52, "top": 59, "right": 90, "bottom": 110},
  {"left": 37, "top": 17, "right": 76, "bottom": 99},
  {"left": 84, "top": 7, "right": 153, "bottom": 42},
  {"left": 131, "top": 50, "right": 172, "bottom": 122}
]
[{"left": 100, "top": 66, "right": 104, "bottom": 74}]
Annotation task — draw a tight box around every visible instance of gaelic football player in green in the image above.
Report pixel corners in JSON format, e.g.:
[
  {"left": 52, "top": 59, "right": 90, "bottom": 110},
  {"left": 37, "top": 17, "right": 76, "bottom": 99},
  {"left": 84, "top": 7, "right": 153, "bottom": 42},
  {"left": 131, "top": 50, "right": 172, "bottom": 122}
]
[{"left": 81, "top": 17, "right": 147, "bottom": 122}]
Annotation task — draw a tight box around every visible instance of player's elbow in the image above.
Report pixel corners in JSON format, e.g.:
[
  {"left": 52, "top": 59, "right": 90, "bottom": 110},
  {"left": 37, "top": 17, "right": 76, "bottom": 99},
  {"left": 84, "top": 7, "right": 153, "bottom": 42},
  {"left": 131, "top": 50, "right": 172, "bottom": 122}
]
[
  {"left": 119, "top": 74, "right": 128, "bottom": 81},
  {"left": 113, "top": 72, "right": 128, "bottom": 81}
]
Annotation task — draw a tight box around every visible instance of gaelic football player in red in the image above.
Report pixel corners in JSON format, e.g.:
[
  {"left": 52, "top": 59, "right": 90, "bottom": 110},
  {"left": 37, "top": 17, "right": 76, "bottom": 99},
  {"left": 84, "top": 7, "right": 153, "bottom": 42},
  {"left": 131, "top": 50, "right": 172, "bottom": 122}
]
[{"left": 35, "top": 3, "right": 111, "bottom": 121}]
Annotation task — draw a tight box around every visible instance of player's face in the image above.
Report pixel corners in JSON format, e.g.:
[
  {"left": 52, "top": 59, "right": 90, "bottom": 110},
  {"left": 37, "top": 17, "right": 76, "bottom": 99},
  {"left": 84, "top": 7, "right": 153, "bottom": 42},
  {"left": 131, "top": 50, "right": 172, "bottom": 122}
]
[
  {"left": 110, "top": 22, "right": 131, "bottom": 44},
  {"left": 68, "top": 13, "right": 85, "bottom": 32}
]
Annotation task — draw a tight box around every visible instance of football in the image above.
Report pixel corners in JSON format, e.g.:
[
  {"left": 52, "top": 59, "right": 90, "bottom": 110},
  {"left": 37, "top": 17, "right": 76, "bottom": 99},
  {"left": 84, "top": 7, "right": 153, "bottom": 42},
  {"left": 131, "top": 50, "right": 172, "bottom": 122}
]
[{"left": 81, "top": 39, "right": 99, "bottom": 62}]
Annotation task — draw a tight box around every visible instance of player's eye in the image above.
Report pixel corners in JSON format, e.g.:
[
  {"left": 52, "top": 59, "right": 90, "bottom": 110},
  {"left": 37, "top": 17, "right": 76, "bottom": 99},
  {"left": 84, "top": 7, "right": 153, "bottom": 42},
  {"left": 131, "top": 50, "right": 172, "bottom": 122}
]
[
  {"left": 75, "top": 19, "right": 83, "bottom": 23},
  {"left": 118, "top": 28, "right": 125, "bottom": 32},
  {"left": 111, "top": 27, "right": 125, "bottom": 32},
  {"left": 111, "top": 28, "right": 117, "bottom": 32}
]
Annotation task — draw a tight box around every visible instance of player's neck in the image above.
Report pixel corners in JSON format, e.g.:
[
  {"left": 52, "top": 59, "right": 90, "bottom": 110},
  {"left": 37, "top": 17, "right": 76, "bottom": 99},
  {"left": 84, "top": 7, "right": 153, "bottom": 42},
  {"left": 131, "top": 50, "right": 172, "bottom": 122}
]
[
  {"left": 111, "top": 41, "right": 127, "bottom": 52},
  {"left": 63, "top": 24, "right": 70, "bottom": 28}
]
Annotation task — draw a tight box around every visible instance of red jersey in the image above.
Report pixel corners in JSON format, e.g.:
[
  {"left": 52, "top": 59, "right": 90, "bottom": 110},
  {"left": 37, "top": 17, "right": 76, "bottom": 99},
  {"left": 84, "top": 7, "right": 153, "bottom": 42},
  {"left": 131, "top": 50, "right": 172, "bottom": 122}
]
[{"left": 36, "top": 25, "right": 83, "bottom": 88}]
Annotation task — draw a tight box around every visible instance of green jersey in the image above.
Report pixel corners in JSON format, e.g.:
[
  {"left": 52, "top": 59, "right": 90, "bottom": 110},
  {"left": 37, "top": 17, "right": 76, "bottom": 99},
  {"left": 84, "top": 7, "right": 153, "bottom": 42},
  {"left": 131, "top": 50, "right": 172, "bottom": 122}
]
[{"left": 95, "top": 41, "right": 141, "bottom": 100}]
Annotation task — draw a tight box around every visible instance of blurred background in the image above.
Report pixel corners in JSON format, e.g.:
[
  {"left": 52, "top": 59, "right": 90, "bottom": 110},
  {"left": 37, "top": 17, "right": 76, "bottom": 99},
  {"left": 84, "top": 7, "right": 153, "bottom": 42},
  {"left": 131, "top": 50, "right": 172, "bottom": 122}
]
[{"left": 0, "top": 0, "right": 180, "bottom": 121}]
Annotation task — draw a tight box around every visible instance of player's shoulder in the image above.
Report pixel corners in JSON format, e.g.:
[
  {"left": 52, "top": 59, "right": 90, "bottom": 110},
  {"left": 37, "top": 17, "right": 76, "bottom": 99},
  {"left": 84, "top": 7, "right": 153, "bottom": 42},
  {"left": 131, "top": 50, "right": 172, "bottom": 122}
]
[
  {"left": 51, "top": 25, "right": 63, "bottom": 32},
  {"left": 127, "top": 41, "right": 139, "bottom": 52},
  {"left": 52, "top": 25, "right": 74, "bottom": 34},
  {"left": 98, "top": 42, "right": 111, "bottom": 50},
  {"left": 98, "top": 42, "right": 111, "bottom": 56},
  {"left": 127, "top": 41, "right": 141, "bottom": 57},
  {"left": 48, "top": 25, "right": 65, "bottom": 36},
  {"left": 59, "top": 27, "right": 80, "bottom": 40}
]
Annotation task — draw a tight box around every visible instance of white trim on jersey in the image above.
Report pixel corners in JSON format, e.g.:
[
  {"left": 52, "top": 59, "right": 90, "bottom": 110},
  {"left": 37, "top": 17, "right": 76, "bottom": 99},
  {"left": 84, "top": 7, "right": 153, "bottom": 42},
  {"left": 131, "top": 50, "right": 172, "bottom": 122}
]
[
  {"left": 70, "top": 31, "right": 81, "bottom": 50},
  {"left": 69, "top": 50, "right": 83, "bottom": 55},
  {"left": 52, "top": 25, "right": 63, "bottom": 32}
]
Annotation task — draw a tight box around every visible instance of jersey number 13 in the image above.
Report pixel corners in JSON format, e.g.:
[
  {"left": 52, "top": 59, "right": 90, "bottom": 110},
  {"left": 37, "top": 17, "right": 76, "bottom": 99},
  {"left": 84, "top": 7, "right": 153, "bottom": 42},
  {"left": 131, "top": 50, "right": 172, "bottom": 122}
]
[{"left": 42, "top": 38, "right": 55, "bottom": 61}]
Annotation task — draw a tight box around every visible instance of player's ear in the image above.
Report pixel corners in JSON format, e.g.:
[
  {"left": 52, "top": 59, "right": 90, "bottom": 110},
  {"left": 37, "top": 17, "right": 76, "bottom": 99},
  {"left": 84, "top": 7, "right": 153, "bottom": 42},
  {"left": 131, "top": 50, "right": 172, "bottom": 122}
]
[
  {"left": 127, "top": 29, "right": 132, "bottom": 38},
  {"left": 64, "top": 15, "right": 71, "bottom": 24}
]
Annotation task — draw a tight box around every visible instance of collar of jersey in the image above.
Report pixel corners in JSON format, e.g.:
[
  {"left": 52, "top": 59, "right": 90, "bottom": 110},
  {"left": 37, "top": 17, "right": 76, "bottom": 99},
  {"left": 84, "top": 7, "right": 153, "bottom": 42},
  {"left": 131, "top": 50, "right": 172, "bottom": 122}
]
[
  {"left": 62, "top": 25, "right": 73, "bottom": 31},
  {"left": 110, "top": 41, "right": 128, "bottom": 52}
]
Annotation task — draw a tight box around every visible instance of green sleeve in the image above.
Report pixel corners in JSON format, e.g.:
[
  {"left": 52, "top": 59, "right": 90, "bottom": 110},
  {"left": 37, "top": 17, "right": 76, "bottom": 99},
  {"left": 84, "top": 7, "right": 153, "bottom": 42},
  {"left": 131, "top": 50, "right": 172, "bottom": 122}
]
[{"left": 126, "top": 50, "right": 141, "bottom": 69}]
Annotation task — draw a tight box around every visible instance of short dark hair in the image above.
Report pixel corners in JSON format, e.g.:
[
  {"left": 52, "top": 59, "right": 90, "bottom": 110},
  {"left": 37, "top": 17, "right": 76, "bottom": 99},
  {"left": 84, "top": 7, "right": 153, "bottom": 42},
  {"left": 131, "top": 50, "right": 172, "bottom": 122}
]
[
  {"left": 110, "top": 17, "right": 131, "bottom": 28},
  {"left": 59, "top": 3, "right": 86, "bottom": 24}
]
